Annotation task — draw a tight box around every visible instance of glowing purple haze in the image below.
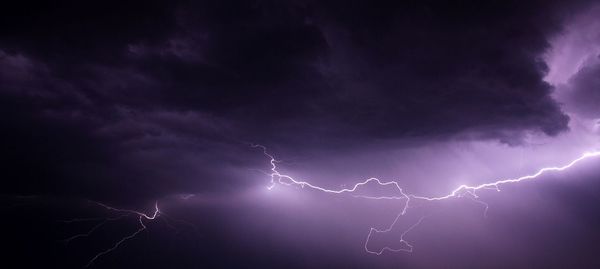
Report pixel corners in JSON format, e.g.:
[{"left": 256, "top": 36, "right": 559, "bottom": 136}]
[
  {"left": 4, "top": 1, "right": 600, "bottom": 268},
  {"left": 76, "top": 144, "right": 600, "bottom": 266}
]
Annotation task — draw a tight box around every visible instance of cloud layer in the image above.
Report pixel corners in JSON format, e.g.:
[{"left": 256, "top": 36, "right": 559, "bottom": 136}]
[{"left": 0, "top": 0, "right": 593, "bottom": 204}]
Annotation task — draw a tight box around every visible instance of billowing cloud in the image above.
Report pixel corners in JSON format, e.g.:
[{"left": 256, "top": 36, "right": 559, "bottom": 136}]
[
  {"left": 560, "top": 58, "right": 600, "bottom": 119},
  {"left": 545, "top": 3, "right": 600, "bottom": 120},
  {"left": 1, "top": 0, "right": 590, "bottom": 202}
]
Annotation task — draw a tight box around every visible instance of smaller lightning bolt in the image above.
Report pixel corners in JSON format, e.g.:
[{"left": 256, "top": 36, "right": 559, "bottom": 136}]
[
  {"left": 364, "top": 215, "right": 428, "bottom": 255},
  {"left": 76, "top": 201, "right": 160, "bottom": 267},
  {"left": 254, "top": 144, "right": 600, "bottom": 254},
  {"left": 62, "top": 215, "right": 129, "bottom": 244},
  {"left": 64, "top": 194, "right": 203, "bottom": 267}
]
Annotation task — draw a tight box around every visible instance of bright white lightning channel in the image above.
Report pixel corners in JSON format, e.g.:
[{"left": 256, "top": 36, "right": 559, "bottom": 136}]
[{"left": 253, "top": 144, "right": 600, "bottom": 254}]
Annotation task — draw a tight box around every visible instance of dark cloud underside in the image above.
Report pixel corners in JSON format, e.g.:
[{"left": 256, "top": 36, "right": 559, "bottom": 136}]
[{"left": 0, "top": 0, "right": 591, "bottom": 200}]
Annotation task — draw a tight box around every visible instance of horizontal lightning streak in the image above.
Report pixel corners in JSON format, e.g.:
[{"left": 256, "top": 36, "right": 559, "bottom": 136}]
[
  {"left": 253, "top": 144, "right": 600, "bottom": 254},
  {"left": 413, "top": 151, "right": 600, "bottom": 201}
]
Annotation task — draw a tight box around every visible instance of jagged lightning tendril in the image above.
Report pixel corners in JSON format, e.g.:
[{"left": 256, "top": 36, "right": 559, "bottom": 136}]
[
  {"left": 62, "top": 215, "right": 129, "bottom": 244},
  {"left": 72, "top": 202, "right": 160, "bottom": 267},
  {"left": 253, "top": 144, "right": 600, "bottom": 254}
]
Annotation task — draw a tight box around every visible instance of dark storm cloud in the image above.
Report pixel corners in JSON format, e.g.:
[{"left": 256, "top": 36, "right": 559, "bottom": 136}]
[
  {"left": 0, "top": 1, "right": 179, "bottom": 64},
  {"left": 0, "top": 0, "right": 593, "bottom": 201},
  {"left": 141, "top": 0, "right": 575, "bottom": 144}
]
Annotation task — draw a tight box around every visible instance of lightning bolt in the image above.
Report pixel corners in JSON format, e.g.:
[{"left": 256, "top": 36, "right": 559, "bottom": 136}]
[
  {"left": 66, "top": 146, "right": 600, "bottom": 265},
  {"left": 61, "top": 215, "right": 129, "bottom": 244},
  {"left": 63, "top": 201, "right": 160, "bottom": 267},
  {"left": 253, "top": 144, "right": 600, "bottom": 254},
  {"left": 84, "top": 201, "right": 159, "bottom": 267}
]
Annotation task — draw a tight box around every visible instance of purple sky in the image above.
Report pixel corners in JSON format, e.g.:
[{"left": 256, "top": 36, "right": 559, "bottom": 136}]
[{"left": 2, "top": 1, "right": 600, "bottom": 268}]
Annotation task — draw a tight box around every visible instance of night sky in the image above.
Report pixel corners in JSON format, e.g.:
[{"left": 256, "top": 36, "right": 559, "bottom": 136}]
[{"left": 3, "top": 1, "right": 600, "bottom": 268}]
